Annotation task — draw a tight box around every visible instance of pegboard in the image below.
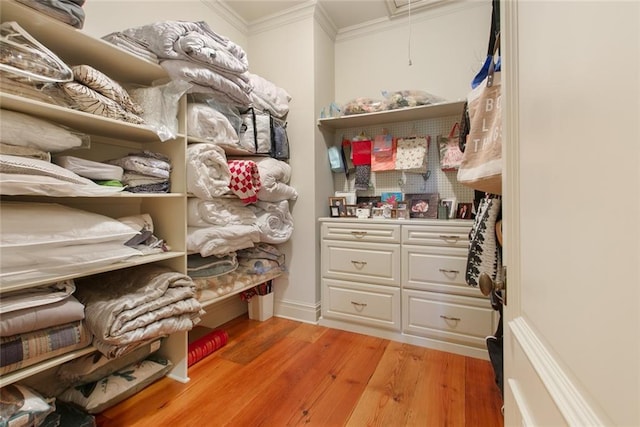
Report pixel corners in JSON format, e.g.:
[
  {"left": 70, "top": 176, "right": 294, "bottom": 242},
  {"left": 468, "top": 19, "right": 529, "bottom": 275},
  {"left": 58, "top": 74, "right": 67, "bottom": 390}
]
[{"left": 332, "top": 114, "right": 475, "bottom": 203}]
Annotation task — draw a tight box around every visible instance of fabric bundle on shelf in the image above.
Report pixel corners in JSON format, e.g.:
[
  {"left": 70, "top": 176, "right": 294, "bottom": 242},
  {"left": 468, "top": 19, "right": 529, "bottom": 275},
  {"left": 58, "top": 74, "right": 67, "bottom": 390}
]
[{"left": 74, "top": 264, "right": 204, "bottom": 359}]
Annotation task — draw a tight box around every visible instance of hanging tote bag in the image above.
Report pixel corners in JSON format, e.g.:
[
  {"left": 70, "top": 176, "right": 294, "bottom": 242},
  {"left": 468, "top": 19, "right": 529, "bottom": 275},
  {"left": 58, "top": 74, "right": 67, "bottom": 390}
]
[
  {"left": 465, "top": 196, "right": 502, "bottom": 287},
  {"left": 457, "top": 34, "right": 503, "bottom": 195},
  {"left": 437, "top": 123, "right": 464, "bottom": 171}
]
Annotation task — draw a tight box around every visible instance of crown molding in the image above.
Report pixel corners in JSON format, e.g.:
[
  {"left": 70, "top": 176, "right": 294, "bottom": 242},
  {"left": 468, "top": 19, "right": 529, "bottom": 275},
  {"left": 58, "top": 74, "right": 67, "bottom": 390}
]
[
  {"left": 314, "top": 1, "right": 338, "bottom": 41},
  {"left": 336, "top": 0, "right": 481, "bottom": 43},
  {"left": 200, "top": 0, "right": 248, "bottom": 35},
  {"left": 246, "top": 1, "right": 317, "bottom": 36}
]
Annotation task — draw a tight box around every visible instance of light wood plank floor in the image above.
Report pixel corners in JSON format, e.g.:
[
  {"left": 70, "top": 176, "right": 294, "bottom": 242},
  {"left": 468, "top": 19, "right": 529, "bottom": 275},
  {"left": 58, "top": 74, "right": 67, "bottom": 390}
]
[{"left": 97, "top": 315, "right": 504, "bottom": 427}]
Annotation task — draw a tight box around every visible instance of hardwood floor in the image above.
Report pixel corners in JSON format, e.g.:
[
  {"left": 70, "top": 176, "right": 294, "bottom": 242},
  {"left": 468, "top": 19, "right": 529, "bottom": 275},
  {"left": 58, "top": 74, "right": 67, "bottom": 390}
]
[{"left": 96, "top": 315, "right": 504, "bottom": 427}]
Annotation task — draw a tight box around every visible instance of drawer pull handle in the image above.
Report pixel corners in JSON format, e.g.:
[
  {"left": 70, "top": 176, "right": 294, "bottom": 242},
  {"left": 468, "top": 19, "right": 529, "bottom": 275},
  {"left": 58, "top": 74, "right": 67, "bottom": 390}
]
[
  {"left": 439, "top": 268, "right": 460, "bottom": 274},
  {"left": 440, "top": 315, "right": 461, "bottom": 322},
  {"left": 351, "top": 260, "right": 367, "bottom": 268},
  {"left": 351, "top": 231, "right": 367, "bottom": 238},
  {"left": 351, "top": 301, "right": 367, "bottom": 308},
  {"left": 439, "top": 235, "right": 460, "bottom": 242}
]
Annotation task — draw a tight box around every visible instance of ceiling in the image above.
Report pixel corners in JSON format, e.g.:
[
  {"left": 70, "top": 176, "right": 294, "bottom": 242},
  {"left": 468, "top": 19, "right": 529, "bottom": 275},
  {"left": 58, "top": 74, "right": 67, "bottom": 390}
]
[{"left": 220, "top": 0, "right": 446, "bottom": 31}]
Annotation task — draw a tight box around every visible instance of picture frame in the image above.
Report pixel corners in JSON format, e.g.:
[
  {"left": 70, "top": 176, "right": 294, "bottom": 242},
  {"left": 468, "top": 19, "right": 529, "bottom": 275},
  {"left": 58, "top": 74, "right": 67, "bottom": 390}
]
[
  {"left": 456, "top": 202, "right": 473, "bottom": 219},
  {"left": 381, "top": 192, "right": 403, "bottom": 207},
  {"left": 329, "top": 197, "right": 347, "bottom": 216},
  {"left": 441, "top": 197, "right": 457, "bottom": 219},
  {"left": 406, "top": 193, "right": 439, "bottom": 219},
  {"left": 329, "top": 206, "right": 341, "bottom": 217},
  {"left": 345, "top": 204, "right": 357, "bottom": 217},
  {"left": 356, "top": 196, "right": 381, "bottom": 208}
]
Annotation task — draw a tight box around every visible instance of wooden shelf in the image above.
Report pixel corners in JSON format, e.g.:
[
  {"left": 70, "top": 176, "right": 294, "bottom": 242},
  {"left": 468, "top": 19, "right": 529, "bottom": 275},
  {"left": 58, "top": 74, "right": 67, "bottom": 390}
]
[
  {"left": 317, "top": 101, "right": 465, "bottom": 131},
  {"left": 0, "top": 94, "right": 163, "bottom": 142},
  {"left": 0, "top": 346, "right": 97, "bottom": 388},
  {"left": 0, "top": 0, "right": 167, "bottom": 85}
]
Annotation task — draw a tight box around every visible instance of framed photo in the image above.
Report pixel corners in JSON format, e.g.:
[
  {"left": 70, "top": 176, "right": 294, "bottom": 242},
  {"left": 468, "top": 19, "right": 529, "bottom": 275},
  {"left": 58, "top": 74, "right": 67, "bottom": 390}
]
[
  {"left": 406, "top": 193, "right": 439, "bottom": 219},
  {"left": 381, "top": 192, "right": 403, "bottom": 207},
  {"left": 329, "top": 197, "right": 347, "bottom": 216},
  {"left": 356, "top": 196, "right": 381, "bottom": 208},
  {"left": 345, "top": 204, "right": 357, "bottom": 217},
  {"left": 441, "top": 197, "right": 457, "bottom": 219},
  {"left": 329, "top": 206, "right": 341, "bottom": 217},
  {"left": 456, "top": 202, "right": 473, "bottom": 219}
]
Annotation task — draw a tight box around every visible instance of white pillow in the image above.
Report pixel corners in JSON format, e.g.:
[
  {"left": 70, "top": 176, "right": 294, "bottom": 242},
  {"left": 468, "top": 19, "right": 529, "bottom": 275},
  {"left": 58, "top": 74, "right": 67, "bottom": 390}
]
[
  {"left": 53, "top": 155, "right": 124, "bottom": 181},
  {"left": 0, "top": 244, "right": 142, "bottom": 286},
  {"left": 0, "top": 109, "right": 86, "bottom": 152},
  {"left": 0, "top": 202, "right": 140, "bottom": 248},
  {"left": 1, "top": 154, "right": 94, "bottom": 184}
]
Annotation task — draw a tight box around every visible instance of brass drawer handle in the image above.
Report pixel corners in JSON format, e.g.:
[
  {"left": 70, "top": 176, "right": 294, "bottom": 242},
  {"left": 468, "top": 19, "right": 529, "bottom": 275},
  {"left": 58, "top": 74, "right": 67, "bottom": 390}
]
[
  {"left": 440, "top": 315, "right": 461, "bottom": 322},
  {"left": 351, "top": 301, "right": 367, "bottom": 308},
  {"left": 351, "top": 231, "right": 367, "bottom": 238},
  {"left": 439, "top": 235, "right": 460, "bottom": 242},
  {"left": 439, "top": 268, "right": 460, "bottom": 274},
  {"left": 351, "top": 260, "right": 367, "bottom": 268}
]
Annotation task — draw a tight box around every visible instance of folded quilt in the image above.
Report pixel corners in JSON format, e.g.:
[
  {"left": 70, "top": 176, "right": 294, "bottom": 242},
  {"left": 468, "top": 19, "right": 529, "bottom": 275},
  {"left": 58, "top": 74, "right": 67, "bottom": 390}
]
[
  {"left": 187, "top": 197, "right": 256, "bottom": 227},
  {"left": 161, "top": 60, "right": 252, "bottom": 107},
  {"left": 1, "top": 295, "right": 85, "bottom": 337},
  {"left": 232, "top": 156, "right": 298, "bottom": 202},
  {"left": 187, "top": 224, "right": 260, "bottom": 257},
  {"left": 187, "top": 253, "right": 238, "bottom": 278},
  {"left": 0, "top": 280, "right": 75, "bottom": 314},
  {"left": 186, "top": 143, "right": 230, "bottom": 199},
  {"left": 121, "top": 21, "right": 248, "bottom": 76},
  {"left": 74, "top": 265, "right": 202, "bottom": 356},
  {"left": 0, "top": 320, "right": 92, "bottom": 375},
  {"left": 186, "top": 102, "right": 239, "bottom": 145},
  {"left": 250, "top": 200, "right": 294, "bottom": 244},
  {"left": 248, "top": 72, "right": 291, "bottom": 119},
  {"left": 109, "top": 151, "right": 171, "bottom": 180},
  {"left": 102, "top": 32, "right": 160, "bottom": 63}
]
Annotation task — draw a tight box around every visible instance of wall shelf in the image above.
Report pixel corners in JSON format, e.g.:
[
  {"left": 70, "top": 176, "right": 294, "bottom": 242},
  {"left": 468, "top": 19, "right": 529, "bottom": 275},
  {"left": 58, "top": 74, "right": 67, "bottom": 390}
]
[{"left": 317, "top": 101, "right": 465, "bottom": 131}]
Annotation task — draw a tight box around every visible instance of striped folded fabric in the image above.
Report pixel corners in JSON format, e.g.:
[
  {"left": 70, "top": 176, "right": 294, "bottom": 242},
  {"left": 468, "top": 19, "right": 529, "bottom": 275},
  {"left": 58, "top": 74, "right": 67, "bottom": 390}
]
[{"left": 188, "top": 329, "right": 229, "bottom": 367}]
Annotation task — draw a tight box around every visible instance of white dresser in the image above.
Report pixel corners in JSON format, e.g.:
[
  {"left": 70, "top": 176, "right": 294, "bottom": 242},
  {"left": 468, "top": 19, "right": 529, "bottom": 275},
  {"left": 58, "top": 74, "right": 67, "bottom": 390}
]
[{"left": 320, "top": 218, "right": 497, "bottom": 359}]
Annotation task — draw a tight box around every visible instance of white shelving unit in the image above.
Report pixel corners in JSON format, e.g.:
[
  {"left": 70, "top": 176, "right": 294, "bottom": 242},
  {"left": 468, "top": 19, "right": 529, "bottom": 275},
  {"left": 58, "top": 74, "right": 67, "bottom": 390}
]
[{"left": 0, "top": 0, "right": 189, "bottom": 386}]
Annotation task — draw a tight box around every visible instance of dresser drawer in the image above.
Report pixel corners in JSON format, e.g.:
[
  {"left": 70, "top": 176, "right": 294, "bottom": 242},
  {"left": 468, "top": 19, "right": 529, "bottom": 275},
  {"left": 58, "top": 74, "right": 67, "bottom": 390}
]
[
  {"left": 322, "top": 279, "right": 400, "bottom": 330},
  {"left": 322, "top": 240, "right": 400, "bottom": 286},
  {"left": 402, "top": 289, "right": 496, "bottom": 349},
  {"left": 402, "top": 223, "right": 471, "bottom": 249},
  {"left": 322, "top": 222, "right": 400, "bottom": 244},
  {"left": 402, "top": 245, "right": 481, "bottom": 297}
]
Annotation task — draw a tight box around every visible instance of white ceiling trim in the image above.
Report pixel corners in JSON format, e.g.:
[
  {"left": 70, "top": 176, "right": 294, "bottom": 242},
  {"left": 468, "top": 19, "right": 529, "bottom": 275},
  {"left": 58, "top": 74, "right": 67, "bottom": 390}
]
[
  {"left": 314, "top": 1, "right": 338, "bottom": 41},
  {"left": 245, "top": 1, "right": 317, "bottom": 36},
  {"left": 201, "top": 0, "right": 248, "bottom": 35},
  {"left": 336, "top": 0, "right": 481, "bottom": 43}
]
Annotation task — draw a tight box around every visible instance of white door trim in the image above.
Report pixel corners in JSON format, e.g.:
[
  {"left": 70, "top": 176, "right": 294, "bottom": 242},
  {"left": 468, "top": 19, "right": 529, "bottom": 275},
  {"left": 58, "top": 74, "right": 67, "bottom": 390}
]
[{"left": 510, "top": 317, "right": 604, "bottom": 426}]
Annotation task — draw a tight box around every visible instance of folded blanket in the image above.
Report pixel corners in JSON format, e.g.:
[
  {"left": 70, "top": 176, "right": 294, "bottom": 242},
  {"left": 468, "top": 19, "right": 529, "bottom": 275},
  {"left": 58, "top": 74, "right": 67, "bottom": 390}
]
[
  {"left": 161, "top": 59, "right": 252, "bottom": 106},
  {"left": 248, "top": 72, "right": 291, "bottom": 119},
  {"left": 109, "top": 151, "right": 171, "bottom": 179},
  {"left": 187, "top": 197, "right": 256, "bottom": 227},
  {"left": 102, "top": 32, "right": 159, "bottom": 63},
  {"left": 1, "top": 295, "right": 85, "bottom": 337},
  {"left": 186, "top": 143, "right": 230, "bottom": 199},
  {"left": 187, "top": 253, "right": 238, "bottom": 278},
  {"left": 227, "top": 159, "right": 261, "bottom": 204},
  {"left": 187, "top": 224, "right": 260, "bottom": 257},
  {"left": 250, "top": 200, "right": 294, "bottom": 244},
  {"left": 0, "top": 280, "right": 75, "bottom": 314},
  {"left": 186, "top": 102, "right": 239, "bottom": 145},
  {"left": 121, "top": 21, "right": 248, "bottom": 76},
  {"left": 16, "top": 0, "right": 85, "bottom": 29},
  {"left": 75, "top": 265, "right": 203, "bottom": 357}
]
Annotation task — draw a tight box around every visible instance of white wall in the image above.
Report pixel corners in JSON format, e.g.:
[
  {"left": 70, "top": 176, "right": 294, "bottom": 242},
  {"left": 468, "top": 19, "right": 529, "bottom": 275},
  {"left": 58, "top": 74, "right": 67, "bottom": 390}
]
[
  {"left": 246, "top": 16, "right": 320, "bottom": 321},
  {"left": 334, "top": 1, "right": 491, "bottom": 105},
  {"left": 82, "top": 0, "right": 247, "bottom": 49}
]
